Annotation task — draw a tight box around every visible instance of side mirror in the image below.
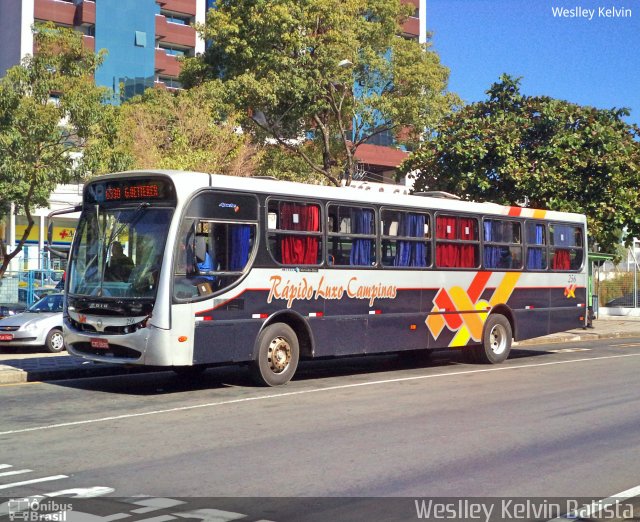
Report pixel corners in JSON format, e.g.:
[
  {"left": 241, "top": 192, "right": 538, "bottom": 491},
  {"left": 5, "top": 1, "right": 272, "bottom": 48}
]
[{"left": 46, "top": 205, "right": 82, "bottom": 259}]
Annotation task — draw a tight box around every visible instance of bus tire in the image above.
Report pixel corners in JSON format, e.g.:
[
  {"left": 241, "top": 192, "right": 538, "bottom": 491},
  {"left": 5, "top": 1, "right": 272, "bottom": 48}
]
[
  {"left": 45, "top": 329, "right": 65, "bottom": 353},
  {"left": 250, "top": 323, "right": 299, "bottom": 387},
  {"left": 478, "top": 314, "right": 512, "bottom": 364}
]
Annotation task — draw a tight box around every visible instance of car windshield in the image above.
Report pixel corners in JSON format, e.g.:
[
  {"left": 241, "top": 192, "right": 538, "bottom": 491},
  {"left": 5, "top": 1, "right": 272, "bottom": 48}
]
[
  {"left": 27, "top": 294, "right": 64, "bottom": 313},
  {"left": 68, "top": 206, "right": 173, "bottom": 299}
]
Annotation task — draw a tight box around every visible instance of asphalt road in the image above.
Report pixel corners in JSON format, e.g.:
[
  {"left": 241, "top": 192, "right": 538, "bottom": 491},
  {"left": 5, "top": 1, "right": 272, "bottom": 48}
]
[{"left": 2, "top": 339, "right": 640, "bottom": 521}]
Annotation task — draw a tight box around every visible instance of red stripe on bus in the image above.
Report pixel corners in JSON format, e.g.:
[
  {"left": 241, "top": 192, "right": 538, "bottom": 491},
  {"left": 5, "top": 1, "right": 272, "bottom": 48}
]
[
  {"left": 508, "top": 207, "right": 522, "bottom": 216},
  {"left": 434, "top": 289, "right": 463, "bottom": 329},
  {"left": 467, "top": 271, "right": 492, "bottom": 302}
]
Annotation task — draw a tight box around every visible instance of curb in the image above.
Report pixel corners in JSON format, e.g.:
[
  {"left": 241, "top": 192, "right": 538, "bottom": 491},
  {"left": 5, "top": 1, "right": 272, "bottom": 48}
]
[
  {"left": 0, "top": 361, "right": 145, "bottom": 386},
  {"left": 516, "top": 330, "right": 637, "bottom": 346}
]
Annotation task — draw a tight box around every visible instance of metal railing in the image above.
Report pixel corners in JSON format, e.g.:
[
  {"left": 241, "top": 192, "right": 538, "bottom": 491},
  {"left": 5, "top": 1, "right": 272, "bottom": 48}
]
[
  {"left": 0, "top": 268, "right": 64, "bottom": 307},
  {"left": 596, "top": 242, "right": 640, "bottom": 309}
]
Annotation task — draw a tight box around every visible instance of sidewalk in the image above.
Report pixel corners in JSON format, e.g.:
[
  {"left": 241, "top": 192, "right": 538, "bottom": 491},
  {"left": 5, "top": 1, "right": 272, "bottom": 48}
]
[{"left": 1, "top": 316, "right": 640, "bottom": 385}]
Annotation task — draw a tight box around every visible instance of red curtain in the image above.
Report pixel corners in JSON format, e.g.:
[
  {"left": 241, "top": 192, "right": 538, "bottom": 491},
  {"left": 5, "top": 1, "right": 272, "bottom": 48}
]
[
  {"left": 458, "top": 218, "right": 476, "bottom": 268},
  {"left": 436, "top": 216, "right": 458, "bottom": 267},
  {"left": 552, "top": 249, "right": 571, "bottom": 270},
  {"left": 436, "top": 216, "right": 476, "bottom": 268},
  {"left": 280, "top": 203, "right": 319, "bottom": 264}
]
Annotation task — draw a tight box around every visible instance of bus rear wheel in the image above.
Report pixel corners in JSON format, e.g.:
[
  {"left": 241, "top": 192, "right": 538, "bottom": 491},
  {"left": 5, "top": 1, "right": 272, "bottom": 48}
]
[
  {"left": 250, "top": 323, "right": 299, "bottom": 387},
  {"left": 478, "top": 314, "right": 512, "bottom": 364}
]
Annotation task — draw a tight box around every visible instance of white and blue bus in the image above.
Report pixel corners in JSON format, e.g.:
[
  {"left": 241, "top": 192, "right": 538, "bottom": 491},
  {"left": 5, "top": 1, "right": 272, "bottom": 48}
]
[{"left": 57, "top": 170, "right": 588, "bottom": 385}]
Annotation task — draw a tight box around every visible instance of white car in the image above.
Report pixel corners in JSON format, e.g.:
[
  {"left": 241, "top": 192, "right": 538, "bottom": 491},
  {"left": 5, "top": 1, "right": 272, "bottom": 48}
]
[{"left": 0, "top": 294, "right": 65, "bottom": 353}]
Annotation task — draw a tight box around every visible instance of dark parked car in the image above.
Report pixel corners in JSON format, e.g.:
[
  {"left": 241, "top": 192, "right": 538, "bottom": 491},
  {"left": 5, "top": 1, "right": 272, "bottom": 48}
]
[{"left": 605, "top": 292, "right": 640, "bottom": 307}]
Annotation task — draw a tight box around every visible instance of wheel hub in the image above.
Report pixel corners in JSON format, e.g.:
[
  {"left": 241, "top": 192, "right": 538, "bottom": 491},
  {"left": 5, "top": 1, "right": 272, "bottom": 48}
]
[
  {"left": 268, "top": 336, "right": 291, "bottom": 373},
  {"left": 490, "top": 324, "right": 507, "bottom": 354}
]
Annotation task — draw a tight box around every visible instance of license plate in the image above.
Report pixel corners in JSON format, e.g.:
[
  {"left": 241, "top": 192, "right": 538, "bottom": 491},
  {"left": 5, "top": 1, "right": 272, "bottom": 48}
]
[
  {"left": 0, "top": 333, "right": 13, "bottom": 341},
  {"left": 90, "top": 338, "right": 109, "bottom": 350}
]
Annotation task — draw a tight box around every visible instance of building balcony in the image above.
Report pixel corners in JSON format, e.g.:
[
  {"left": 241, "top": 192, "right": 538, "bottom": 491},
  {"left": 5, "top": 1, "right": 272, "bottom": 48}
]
[
  {"left": 75, "top": 0, "right": 96, "bottom": 25},
  {"left": 156, "top": 0, "right": 196, "bottom": 16},
  {"left": 155, "top": 49, "right": 181, "bottom": 77},
  {"left": 155, "top": 15, "right": 196, "bottom": 48},
  {"left": 34, "top": 0, "right": 76, "bottom": 26},
  {"left": 354, "top": 143, "right": 408, "bottom": 169},
  {"left": 402, "top": 17, "right": 419, "bottom": 38},
  {"left": 82, "top": 35, "right": 95, "bottom": 52}
]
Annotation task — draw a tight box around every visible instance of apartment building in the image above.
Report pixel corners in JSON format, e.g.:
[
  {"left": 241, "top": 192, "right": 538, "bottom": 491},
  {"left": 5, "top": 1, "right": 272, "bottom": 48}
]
[
  {"left": 0, "top": 0, "right": 206, "bottom": 95},
  {"left": 0, "top": 1, "right": 425, "bottom": 271}
]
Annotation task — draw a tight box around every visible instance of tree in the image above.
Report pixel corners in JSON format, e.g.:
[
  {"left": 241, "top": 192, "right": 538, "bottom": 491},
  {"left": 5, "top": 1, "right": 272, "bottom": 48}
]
[
  {"left": 402, "top": 75, "right": 640, "bottom": 254},
  {"left": 181, "top": 0, "right": 457, "bottom": 186},
  {"left": 0, "top": 24, "right": 123, "bottom": 278},
  {"left": 110, "top": 83, "right": 260, "bottom": 176}
]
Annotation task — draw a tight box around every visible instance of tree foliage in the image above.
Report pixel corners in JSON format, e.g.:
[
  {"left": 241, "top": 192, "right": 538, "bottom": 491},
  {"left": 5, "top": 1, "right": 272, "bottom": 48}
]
[
  {"left": 182, "top": 0, "right": 457, "bottom": 185},
  {"left": 107, "top": 83, "right": 261, "bottom": 176},
  {"left": 402, "top": 75, "right": 640, "bottom": 254},
  {"left": 0, "top": 24, "right": 123, "bottom": 277}
]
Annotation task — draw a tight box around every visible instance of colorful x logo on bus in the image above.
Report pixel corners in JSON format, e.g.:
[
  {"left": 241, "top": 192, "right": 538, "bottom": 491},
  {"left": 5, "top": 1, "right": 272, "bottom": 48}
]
[{"left": 426, "top": 272, "right": 521, "bottom": 347}]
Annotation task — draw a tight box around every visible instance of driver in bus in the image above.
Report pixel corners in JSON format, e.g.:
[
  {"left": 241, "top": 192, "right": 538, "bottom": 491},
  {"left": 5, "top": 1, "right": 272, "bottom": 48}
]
[{"left": 106, "top": 242, "right": 134, "bottom": 282}]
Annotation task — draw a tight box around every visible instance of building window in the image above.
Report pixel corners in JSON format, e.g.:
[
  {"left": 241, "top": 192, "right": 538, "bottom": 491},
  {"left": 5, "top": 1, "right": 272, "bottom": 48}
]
[
  {"left": 135, "top": 31, "right": 147, "bottom": 47},
  {"left": 166, "top": 15, "right": 188, "bottom": 25},
  {"left": 364, "top": 128, "right": 394, "bottom": 147},
  {"left": 162, "top": 47, "right": 185, "bottom": 56},
  {"left": 158, "top": 76, "right": 183, "bottom": 89},
  {"left": 159, "top": 44, "right": 191, "bottom": 57}
]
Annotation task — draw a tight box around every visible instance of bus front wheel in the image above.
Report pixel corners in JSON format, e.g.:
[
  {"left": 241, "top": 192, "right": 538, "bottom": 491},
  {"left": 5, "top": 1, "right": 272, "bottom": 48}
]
[
  {"left": 478, "top": 314, "right": 512, "bottom": 364},
  {"left": 250, "top": 323, "right": 299, "bottom": 387}
]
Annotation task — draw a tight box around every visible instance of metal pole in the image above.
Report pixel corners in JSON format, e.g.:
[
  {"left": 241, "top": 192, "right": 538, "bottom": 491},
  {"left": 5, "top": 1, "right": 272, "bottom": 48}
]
[{"left": 632, "top": 240, "right": 640, "bottom": 308}]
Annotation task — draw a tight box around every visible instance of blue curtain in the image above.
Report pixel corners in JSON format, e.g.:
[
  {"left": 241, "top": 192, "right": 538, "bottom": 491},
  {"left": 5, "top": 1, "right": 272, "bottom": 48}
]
[
  {"left": 230, "top": 225, "right": 251, "bottom": 271},
  {"left": 527, "top": 224, "right": 545, "bottom": 269},
  {"left": 394, "top": 213, "right": 426, "bottom": 267},
  {"left": 484, "top": 246, "right": 502, "bottom": 268},
  {"left": 553, "top": 225, "right": 575, "bottom": 246},
  {"left": 350, "top": 209, "right": 374, "bottom": 266}
]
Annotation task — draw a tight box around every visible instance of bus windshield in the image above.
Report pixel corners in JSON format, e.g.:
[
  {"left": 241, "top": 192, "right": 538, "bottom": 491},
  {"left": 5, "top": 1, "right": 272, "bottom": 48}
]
[{"left": 68, "top": 205, "right": 173, "bottom": 299}]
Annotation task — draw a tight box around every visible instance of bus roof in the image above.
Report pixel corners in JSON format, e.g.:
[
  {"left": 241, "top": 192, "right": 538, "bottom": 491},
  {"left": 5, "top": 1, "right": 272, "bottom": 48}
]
[{"left": 91, "top": 170, "right": 586, "bottom": 224}]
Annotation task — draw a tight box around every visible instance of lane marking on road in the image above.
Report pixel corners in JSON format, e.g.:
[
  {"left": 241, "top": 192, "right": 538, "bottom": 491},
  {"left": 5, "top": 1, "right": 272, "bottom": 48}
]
[
  {"left": 614, "top": 342, "right": 640, "bottom": 348},
  {"left": 0, "top": 475, "right": 68, "bottom": 490},
  {"left": 547, "top": 348, "right": 591, "bottom": 353},
  {"left": 2, "top": 352, "right": 640, "bottom": 437},
  {"left": 549, "top": 483, "right": 640, "bottom": 521},
  {"left": 0, "top": 469, "right": 32, "bottom": 478}
]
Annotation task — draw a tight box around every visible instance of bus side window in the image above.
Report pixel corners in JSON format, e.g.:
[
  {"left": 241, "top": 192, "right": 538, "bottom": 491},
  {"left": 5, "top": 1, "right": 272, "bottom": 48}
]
[
  {"left": 267, "top": 199, "right": 322, "bottom": 265},
  {"left": 381, "top": 209, "right": 430, "bottom": 268},
  {"left": 550, "top": 223, "right": 583, "bottom": 271},
  {"left": 327, "top": 204, "right": 376, "bottom": 267},
  {"left": 526, "top": 222, "right": 547, "bottom": 270},
  {"left": 435, "top": 215, "right": 478, "bottom": 268},
  {"left": 483, "top": 219, "right": 522, "bottom": 270}
]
